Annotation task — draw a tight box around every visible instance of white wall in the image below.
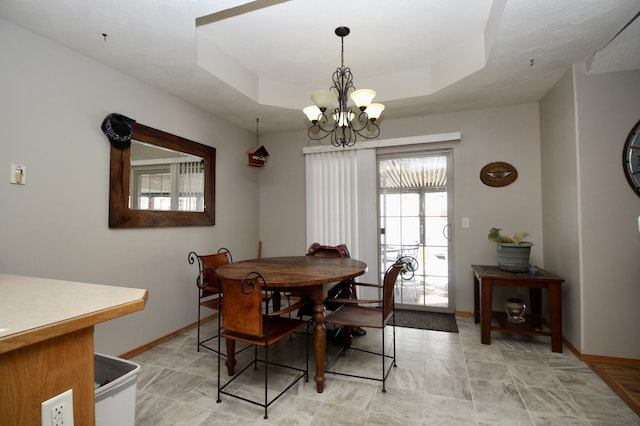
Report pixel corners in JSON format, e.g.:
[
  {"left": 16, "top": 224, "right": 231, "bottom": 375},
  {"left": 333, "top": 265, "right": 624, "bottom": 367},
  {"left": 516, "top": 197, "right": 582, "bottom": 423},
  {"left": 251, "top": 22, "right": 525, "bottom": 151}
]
[
  {"left": 540, "top": 65, "right": 640, "bottom": 359},
  {"left": 539, "top": 69, "right": 583, "bottom": 351},
  {"left": 574, "top": 66, "right": 640, "bottom": 358},
  {"left": 259, "top": 103, "right": 544, "bottom": 313},
  {"left": 0, "top": 18, "right": 260, "bottom": 356}
]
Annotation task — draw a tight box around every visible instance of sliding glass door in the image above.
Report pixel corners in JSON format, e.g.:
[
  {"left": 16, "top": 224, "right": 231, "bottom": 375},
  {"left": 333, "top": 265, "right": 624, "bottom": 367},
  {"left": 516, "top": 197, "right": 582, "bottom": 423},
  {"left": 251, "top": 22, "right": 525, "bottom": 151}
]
[{"left": 378, "top": 150, "right": 453, "bottom": 311}]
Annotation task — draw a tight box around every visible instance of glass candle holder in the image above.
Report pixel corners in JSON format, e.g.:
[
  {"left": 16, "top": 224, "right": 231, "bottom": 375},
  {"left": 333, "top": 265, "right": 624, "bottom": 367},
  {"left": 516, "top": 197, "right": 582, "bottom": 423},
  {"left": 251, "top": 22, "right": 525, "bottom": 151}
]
[{"left": 505, "top": 297, "right": 527, "bottom": 324}]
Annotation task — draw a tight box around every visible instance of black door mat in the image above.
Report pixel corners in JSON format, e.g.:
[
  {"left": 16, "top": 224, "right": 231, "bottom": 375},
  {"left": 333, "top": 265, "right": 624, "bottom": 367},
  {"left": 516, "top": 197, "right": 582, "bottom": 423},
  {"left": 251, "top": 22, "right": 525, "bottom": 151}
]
[{"left": 393, "top": 310, "right": 458, "bottom": 333}]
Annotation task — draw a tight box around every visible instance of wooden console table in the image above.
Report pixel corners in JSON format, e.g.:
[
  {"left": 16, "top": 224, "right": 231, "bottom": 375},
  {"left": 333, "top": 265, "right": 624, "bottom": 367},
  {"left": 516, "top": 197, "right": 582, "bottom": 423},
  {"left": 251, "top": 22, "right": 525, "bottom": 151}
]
[
  {"left": 472, "top": 265, "right": 564, "bottom": 352},
  {"left": 0, "top": 274, "right": 148, "bottom": 425}
]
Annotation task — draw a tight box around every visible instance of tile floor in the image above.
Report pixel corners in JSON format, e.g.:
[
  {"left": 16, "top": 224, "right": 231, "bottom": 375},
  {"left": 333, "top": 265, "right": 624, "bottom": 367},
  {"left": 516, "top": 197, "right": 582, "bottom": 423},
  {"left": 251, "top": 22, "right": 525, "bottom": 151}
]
[{"left": 131, "top": 316, "right": 640, "bottom": 425}]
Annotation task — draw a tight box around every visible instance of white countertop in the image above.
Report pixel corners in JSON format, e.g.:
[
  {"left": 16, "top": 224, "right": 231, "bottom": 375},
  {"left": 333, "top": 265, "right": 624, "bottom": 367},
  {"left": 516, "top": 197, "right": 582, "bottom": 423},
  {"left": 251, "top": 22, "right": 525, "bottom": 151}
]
[{"left": 0, "top": 274, "right": 147, "bottom": 344}]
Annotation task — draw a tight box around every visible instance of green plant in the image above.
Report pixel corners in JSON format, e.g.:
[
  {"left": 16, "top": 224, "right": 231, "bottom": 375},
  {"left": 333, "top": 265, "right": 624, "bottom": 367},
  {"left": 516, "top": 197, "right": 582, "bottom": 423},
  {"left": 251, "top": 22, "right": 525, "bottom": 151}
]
[{"left": 488, "top": 227, "right": 530, "bottom": 248}]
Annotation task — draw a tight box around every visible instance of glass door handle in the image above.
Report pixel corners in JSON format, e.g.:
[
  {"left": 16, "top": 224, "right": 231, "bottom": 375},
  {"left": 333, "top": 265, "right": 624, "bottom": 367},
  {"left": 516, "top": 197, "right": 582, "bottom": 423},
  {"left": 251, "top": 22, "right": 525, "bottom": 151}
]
[{"left": 443, "top": 223, "right": 451, "bottom": 241}]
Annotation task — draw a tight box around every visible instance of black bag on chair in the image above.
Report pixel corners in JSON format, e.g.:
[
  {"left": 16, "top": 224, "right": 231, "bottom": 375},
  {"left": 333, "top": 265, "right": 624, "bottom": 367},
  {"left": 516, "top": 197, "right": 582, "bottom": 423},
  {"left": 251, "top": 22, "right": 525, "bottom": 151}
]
[
  {"left": 325, "top": 279, "right": 355, "bottom": 311},
  {"left": 300, "top": 243, "right": 365, "bottom": 341}
]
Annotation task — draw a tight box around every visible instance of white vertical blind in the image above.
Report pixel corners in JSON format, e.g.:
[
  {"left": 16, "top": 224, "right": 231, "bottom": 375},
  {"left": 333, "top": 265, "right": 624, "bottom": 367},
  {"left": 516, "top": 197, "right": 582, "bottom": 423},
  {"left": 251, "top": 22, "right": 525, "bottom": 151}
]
[
  {"left": 356, "top": 149, "right": 379, "bottom": 286},
  {"left": 305, "top": 148, "right": 378, "bottom": 286},
  {"left": 178, "top": 161, "right": 204, "bottom": 211}
]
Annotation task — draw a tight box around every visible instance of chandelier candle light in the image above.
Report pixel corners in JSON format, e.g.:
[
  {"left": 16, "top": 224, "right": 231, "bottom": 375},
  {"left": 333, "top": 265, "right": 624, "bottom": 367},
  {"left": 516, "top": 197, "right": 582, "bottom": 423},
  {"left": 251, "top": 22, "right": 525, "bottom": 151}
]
[{"left": 303, "top": 27, "right": 384, "bottom": 148}]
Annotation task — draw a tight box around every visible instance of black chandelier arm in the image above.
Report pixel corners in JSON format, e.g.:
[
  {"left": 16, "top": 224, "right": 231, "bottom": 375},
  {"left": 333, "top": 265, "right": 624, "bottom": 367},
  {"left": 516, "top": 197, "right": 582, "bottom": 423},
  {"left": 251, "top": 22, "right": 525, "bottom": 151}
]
[
  {"left": 307, "top": 111, "right": 337, "bottom": 141},
  {"left": 307, "top": 123, "right": 333, "bottom": 141},
  {"left": 349, "top": 110, "right": 381, "bottom": 139},
  {"left": 347, "top": 109, "right": 371, "bottom": 133},
  {"left": 307, "top": 110, "right": 380, "bottom": 146},
  {"left": 331, "top": 125, "right": 355, "bottom": 147},
  {"left": 352, "top": 119, "right": 381, "bottom": 140},
  {"left": 308, "top": 123, "right": 356, "bottom": 147}
]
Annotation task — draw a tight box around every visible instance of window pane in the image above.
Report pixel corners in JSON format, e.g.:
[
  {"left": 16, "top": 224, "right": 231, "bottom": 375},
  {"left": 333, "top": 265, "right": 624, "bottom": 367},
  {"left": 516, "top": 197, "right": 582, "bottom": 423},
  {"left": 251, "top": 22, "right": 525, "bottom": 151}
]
[
  {"left": 424, "top": 192, "right": 447, "bottom": 216},
  {"left": 425, "top": 217, "right": 448, "bottom": 245},
  {"left": 383, "top": 193, "right": 402, "bottom": 216},
  {"left": 402, "top": 193, "right": 420, "bottom": 216}
]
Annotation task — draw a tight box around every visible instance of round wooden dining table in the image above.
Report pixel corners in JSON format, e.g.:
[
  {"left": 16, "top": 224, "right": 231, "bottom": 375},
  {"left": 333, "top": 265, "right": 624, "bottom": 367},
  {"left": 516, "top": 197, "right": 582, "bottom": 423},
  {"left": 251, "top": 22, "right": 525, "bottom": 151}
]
[{"left": 215, "top": 255, "right": 367, "bottom": 393}]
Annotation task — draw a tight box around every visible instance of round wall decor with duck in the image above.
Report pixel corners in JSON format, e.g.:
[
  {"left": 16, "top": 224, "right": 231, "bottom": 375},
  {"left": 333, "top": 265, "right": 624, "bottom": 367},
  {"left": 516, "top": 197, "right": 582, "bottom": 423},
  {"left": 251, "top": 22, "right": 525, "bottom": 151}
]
[
  {"left": 622, "top": 119, "right": 640, "bottom": 197},
  {"left": 480, "top": 161, "right": 518, "bottom": 187}
]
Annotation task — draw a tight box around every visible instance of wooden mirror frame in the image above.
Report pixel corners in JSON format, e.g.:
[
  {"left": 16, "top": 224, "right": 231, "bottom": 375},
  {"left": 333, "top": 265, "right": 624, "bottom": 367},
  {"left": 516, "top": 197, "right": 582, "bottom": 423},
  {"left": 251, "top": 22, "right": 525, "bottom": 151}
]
[{"left": 109, "top": 122, "right": 215, "bottom": 228}]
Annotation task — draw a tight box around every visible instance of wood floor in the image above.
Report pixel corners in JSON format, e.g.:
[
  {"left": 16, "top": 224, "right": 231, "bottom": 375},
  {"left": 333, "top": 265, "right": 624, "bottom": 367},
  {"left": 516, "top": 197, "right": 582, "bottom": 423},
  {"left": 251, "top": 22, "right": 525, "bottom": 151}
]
[{"left": 587, "top": 361, "right": 640, "bottom": 417}]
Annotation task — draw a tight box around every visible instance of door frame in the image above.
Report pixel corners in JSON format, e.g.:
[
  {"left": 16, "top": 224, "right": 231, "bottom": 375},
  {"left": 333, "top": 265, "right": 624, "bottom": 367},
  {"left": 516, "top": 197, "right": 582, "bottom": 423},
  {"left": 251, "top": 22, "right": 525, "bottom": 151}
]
[{"left": 377, "top": 148, "right": 455, "bottom": 313}]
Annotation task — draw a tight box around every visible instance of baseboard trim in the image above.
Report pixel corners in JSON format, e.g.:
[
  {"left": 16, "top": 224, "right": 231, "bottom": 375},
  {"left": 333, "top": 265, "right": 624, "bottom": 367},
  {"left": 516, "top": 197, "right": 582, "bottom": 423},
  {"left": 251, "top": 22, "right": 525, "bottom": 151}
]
[
  {"left": 563, "top": 336, "right": 582, "bottom": 358},
  {"left": 581, "top": 353, "right": 640, "bottom": 366},
  {"left": 560, "top": 336, "right": 640, "bottom": 365},
  {"left": 118, "top": 313, "right": 218, "bottom": 360}
]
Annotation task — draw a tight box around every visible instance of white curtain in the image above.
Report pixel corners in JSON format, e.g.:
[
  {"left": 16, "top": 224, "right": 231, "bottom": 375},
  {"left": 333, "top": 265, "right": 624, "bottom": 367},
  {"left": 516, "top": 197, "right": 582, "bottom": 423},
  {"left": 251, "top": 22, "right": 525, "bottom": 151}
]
[{"left": 305, "top": 148, "right": 378, "bottom": 285}]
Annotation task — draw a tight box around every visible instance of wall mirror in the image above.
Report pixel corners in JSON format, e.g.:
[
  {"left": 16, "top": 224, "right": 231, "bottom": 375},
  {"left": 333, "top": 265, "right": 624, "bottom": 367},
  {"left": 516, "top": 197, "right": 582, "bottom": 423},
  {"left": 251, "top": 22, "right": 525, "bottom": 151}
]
[{"left": 109, "top": 122, "right": 215, "bottom": 228}]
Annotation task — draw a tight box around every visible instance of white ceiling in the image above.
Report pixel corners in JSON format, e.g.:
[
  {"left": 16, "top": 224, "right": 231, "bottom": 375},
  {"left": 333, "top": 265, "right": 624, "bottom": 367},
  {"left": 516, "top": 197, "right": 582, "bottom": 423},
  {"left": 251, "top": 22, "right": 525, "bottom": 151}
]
[{"left": 1, "top": 0, "right": 639, "bottom": 135}]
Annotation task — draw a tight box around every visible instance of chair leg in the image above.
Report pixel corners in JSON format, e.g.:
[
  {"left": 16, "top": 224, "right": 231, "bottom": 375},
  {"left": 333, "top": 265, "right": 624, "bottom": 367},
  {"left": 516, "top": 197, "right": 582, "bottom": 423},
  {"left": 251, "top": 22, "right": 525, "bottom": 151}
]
[
  {"left": 217, "top": 326, "right": 310, "bottom": 419},
  {"left": 196, "top": 303, "right": 202, "bottom": 352},
  {"left": 264, "top": 343, "right": 269, "bottom": 419},
  {"left": 382, "top": 325, "right": 386, "bottom": 393},
  {"left": 254, "top": 346, "right": 258, "bottom": 370},
  {"left": 216, "top": 315, "right": 222, "bottom": 404},
  {"left": 392, "top": 323, "right": 397, "bottom": 368}
]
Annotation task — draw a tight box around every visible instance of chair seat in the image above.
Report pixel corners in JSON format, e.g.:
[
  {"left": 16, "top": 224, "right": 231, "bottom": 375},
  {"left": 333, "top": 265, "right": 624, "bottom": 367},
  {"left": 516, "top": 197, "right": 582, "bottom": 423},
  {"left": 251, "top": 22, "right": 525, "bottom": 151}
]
[
  {"left": 221, "top": 316, "right": 307, "bottom": 347},
  {"left": 322, "top": 258, "right": 415, "bottom": 393},
  {"left": 199, "top": 296, "right": 221, "bottom": 310},
  {"left": 201, "top": 287, "right": 217, "bottom": 297},
  {"left": 326, "top": 305, "right": 388, "bottom": 329}
]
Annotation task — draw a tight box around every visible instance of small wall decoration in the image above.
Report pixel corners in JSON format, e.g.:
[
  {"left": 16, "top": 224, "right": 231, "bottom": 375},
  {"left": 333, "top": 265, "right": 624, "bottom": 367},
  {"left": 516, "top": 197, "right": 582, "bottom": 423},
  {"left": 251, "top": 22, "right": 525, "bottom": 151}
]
[
  {"left": 247, "top": 145, "right": 270, "bottom": 167},
  {"left": 622, "top": 119, "right": 640, "bottom": 197},
  {"left": 480, "top": 161, "right": 518, "bottom": 187},
  {"left": 247, "top": 118, "right": 269, "bottom": 167}
]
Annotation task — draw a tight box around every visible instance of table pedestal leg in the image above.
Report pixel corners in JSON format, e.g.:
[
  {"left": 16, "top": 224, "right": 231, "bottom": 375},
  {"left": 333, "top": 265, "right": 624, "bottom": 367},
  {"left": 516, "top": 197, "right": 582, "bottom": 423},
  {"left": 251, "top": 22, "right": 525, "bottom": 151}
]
[
  {"left": 225, "top": 339, "right": 236, "bottom": 375},
  {"left": 311, "top": 287, "right": 326, "bottom": 393}
]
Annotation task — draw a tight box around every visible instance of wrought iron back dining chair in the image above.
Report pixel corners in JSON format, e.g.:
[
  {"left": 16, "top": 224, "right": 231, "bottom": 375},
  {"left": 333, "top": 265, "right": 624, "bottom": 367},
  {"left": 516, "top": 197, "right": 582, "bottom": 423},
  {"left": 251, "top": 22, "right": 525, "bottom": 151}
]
[
  {"left": 217, "top": 271, "right": 309, "bottom": 419},
  {"left": 324, "top": 256, "right": 416, "bottom": 392},
  {"left": 188, "top": 248, "right": 232, "bottom": 354}
]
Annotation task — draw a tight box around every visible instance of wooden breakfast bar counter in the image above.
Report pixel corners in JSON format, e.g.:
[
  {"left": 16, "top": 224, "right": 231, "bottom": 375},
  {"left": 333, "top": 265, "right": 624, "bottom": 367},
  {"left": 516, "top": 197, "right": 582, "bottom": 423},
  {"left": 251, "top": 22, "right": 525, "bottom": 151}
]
[{"left": 0, "top": 274, "right": 148, "bottom": 425}]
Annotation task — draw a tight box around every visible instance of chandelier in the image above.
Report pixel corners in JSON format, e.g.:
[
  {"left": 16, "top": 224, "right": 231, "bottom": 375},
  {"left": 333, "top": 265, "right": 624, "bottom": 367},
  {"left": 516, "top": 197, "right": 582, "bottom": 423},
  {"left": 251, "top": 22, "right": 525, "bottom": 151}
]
[{"left": 303, "top": 27, "right": 384, "bottom": 147}]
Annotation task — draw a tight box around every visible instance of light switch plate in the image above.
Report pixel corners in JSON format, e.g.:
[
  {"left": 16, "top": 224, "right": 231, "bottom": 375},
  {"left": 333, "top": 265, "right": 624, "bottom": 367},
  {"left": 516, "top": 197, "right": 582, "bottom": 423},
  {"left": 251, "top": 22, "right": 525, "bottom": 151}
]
[{"left": 10, "top": 164, "right": 26, "bottom": 184}]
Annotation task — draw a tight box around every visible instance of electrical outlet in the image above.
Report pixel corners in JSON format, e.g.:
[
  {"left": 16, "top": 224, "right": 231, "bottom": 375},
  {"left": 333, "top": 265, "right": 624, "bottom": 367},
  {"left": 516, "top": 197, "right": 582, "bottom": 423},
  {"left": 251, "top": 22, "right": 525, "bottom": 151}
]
[
  {"left": 52, "top": 403, "right": 64, "bottom": 425},
  {"left": 42, "top": 389, "right": 74, "bottom": 426},
  {"left": 516, "top": 287, "right": 525, "bottom": 294}
]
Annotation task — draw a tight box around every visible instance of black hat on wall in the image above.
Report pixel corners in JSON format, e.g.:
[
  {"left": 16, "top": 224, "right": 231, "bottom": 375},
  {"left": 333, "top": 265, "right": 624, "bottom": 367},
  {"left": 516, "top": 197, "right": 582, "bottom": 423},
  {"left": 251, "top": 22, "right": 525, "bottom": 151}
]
[{"left": 100, "top": 113, "right": 136, "bottom": 149}]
